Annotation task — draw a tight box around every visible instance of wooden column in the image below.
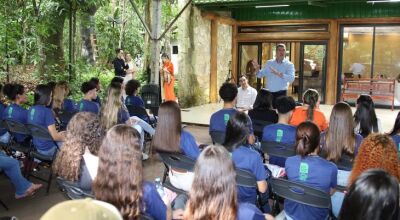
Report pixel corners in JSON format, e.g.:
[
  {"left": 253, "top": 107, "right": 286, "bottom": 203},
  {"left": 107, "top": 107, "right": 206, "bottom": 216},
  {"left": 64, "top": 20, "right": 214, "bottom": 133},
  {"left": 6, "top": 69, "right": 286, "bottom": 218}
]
[
  {"left": 326, "top": 20, "right": 339, "bottom": 104},
  {"left": 231, "top": 24, "right": 238, "bottom": 84},
  {"left": 210, "top": 19, "right": 218, "bottom": 103}
]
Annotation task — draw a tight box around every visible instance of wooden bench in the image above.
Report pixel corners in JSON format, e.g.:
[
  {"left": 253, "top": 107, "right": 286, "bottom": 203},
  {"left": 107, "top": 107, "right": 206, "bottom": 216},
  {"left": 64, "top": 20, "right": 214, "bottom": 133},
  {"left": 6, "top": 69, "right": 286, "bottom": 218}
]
[{"left": 341, "top": 78, "right": 395, "bottom": 110}]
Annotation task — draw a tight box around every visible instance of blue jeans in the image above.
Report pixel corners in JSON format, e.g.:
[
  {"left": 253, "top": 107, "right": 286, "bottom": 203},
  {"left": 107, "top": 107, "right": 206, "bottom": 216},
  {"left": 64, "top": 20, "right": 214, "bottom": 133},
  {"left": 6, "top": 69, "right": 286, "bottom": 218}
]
[
  {"left": 35, "top": 142, "right": 63, "bottom": 162},
  {"left": 131, "top": 116, "right": 155, "bottom": 150},
  {"left": 0, "top": 132, "right": 11, "bottom": 144},
  {"left": 331, "top": 191, "right": 345, "bottom": 217},
  {"left": 0, "top": 152, "right": 32, "bottom": 196}
]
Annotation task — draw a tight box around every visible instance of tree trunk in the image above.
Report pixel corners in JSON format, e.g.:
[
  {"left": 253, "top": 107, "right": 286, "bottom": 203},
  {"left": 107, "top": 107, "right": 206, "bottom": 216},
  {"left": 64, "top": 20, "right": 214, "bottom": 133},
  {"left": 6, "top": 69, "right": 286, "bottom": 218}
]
[
  {"left": 80, "top": 6, "right": 97, "bottom": 65},
  {"left": 38, "top": 7, "right": 68, "bottom": 79},
  {"left": 143, "top": 0, "right": 152, "bottom": 83}
]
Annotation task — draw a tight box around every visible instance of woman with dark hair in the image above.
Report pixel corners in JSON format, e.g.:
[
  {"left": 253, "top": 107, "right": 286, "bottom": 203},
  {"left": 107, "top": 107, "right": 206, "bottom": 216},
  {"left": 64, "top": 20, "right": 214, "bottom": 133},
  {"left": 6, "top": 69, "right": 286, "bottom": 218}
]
[
  {"left": 77, "top": 81, "right": 100, "bottom": 114},
  {"left": 125, "top": 79, "right": 144, "bottom": 108},
  {"left": 248, "top": 89, "right": 278, "bottom": 124},
  {"left": 290, "top": 89, "right": 328, "bottom": 131},
  {"left": 184, "top": 145, "right": 269, "bottom": 220},
  {"left": 93, "top": 124, "right": 183, "bottom": 220},
  {"left": 354, "top": 94, "right": 381, "bottom": 137},
  {"left": 152, "top": 101, "right": 200, "bottom": 191},
  {"left": 53, "top": 112, "right": 104, "bottom": 191},
  {"left": 2, "top": 83, "right": 28, "bottom": 143},
  {"left": 285, "top": 121, "right": 337, "bottom": 220},
  {"left": 223, "top": 112, "right": 268, "bottom": 207},
  {"left": 389, "top": 111, "right": 400, "bottom": 152},
  {"left": 338, "top": 169, "right": 399, "bottom": 220},
  {"left": 27, "top": 84, "right": 65, "bottom": 156},
  {"left": 89, "top": 77, "right": 101, "bottom": 106}
]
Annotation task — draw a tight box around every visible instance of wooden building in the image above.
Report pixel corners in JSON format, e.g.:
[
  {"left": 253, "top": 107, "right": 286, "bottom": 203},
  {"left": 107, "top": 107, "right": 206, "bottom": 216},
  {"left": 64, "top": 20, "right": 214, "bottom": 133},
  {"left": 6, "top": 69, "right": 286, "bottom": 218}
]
[{"left": 192, "top": 0, "right": 400, "bottom": 105}]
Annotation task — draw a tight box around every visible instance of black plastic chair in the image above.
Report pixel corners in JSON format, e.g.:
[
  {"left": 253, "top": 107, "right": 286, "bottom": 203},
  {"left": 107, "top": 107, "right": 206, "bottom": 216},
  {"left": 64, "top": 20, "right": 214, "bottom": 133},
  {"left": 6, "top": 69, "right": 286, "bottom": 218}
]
[
  {"left": 3, "top": 119, "right": 32, "bottom": 155},
  {"left": 236, "top": 168, "right": 257, "bottom": 188},
  {"left": 270, "top": 178, "right": 333, "bottom": 218},
  {"left": 210, "top": 131, "right": 226, "bottom": 145},
  {"left": 336, "top": 154, "right": 354, "bottom": 171},
  {"left": 141, "top": 84, "right": 160, "bottom": 109},
  {"left": 126, "top": 105, "right": 156, "bottom": 127},
  {"left": 261, "top": 141, "right": 296, "bottom": 158},
  {"left": 158, "top": 152, "right": 195, "bottom": 194},
  {"left": 57, "top": 111, "right": 77, "bottom": 130},
  {"left": 56, "top": 177, "right": 94, "bottom": 200},
  {"left": 26, "top": 124, "right": 60, "bottom": 194},
  {"left": 252, "top": 119, "right": 273, "bottom": 139}
]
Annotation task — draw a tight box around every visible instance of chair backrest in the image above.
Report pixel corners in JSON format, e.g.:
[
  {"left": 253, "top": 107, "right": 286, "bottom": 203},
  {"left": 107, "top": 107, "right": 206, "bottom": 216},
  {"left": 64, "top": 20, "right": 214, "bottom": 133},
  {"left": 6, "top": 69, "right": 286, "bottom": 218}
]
[
  {"left": 3, "top": 119, "right": 30, "bottom": 135},
  {"left": 58, "top": 111, "right": 77, "bottom": 129},
  {"left": 270, "top": 178, "right": 331, "bottom": 209},
  {"left": 140, "top": 84, "right": 160, "bottom": 109},
  {"left": 252, "top": 119, "right": 273, "bottom": 138},
  {"left": 26, "top": 124, "right": 54, "bottom": 142},
  {"left": 126, "top": 105, "right": 150, "bottom": 121},
  {"left": 158, "top": 152, "right": 195, "bottom": 172},
  {"left": 336, "top": 154, "right": 354, "bottom": 171},
  {"left": 236, "top": 168, "right": 257, "bottom": 188},
  {"left": 210, "top": 131, "right": 226, "bottom": 145},
  {"left": 56, "top": 177, "right": 94, "bottom": 200},
  {"left": 261, "top": 141, "right": 296, "bottom": 158}
]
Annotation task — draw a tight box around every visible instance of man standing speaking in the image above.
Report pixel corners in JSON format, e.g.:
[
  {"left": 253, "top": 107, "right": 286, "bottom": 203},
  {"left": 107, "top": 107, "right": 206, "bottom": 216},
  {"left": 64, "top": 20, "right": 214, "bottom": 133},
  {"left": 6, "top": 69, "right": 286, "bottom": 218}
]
[{"left": 253, "top": 44, "right": 295, "bottom": 107}]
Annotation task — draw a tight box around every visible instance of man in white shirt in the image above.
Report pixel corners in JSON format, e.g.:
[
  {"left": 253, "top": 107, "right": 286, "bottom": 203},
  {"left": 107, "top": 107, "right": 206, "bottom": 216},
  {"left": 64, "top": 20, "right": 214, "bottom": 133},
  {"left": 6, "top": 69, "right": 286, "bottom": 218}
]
[
  {"left": 349, "top": 63, "right": 365, "bottom": 78},
  {"left": 236, "top": 75, "right": 257, "bottom": 111}
]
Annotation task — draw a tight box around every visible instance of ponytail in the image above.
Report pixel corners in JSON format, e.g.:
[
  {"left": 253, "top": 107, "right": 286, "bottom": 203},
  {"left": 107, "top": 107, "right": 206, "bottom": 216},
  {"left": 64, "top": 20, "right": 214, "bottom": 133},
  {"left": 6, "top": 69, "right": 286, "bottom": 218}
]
[
  {"left": 303, "top": 89, "right": 319, "bottom": 121},
  {"left": 295, "top": 121, "right": 320, "bottom": 158}
]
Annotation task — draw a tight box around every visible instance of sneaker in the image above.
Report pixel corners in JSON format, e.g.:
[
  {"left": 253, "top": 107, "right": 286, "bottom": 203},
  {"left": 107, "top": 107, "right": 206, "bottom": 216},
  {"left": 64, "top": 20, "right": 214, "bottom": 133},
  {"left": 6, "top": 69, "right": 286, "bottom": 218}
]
[{"left": 142, "top": 152, "right": 149, "bottom": 161}]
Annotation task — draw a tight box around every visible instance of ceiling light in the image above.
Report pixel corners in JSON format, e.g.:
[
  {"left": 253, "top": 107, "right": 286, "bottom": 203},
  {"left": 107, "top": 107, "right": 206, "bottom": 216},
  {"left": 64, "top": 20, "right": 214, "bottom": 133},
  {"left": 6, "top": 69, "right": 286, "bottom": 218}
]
[
  {"left": 367, "top": 0, "right": 400, "bottom": 3},
  {"left": 255, "top": 5, "right": 290, "bottom": 8}
]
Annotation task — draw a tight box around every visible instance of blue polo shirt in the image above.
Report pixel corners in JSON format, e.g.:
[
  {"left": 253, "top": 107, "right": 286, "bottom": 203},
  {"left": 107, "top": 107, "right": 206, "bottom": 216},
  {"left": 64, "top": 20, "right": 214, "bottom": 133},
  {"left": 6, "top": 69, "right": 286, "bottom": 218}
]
[
  {"left": 142, "top": 181, "right": 167, "bottom": 220},
  {"left": 92, "top": 96, "right": 101, "bottom": 106},
  {"left": 238, "top": 203, "right": 265, "bottom": 220},
  {"left": 0, "top": 102, "right": 7, "bottom": 136},
  {"left": 125, "top": 95, "right": 145, "bottom": 108},
  {"left": 209, "top": 108, "right": 238, "bottom": 132},
  {"left": 27, "top": 105, "right": 56, "bottom": 151},
  {"left": 262, "top": 123, "right": 296, "bottom": 167},
  {"left": 232, "top": 145, "right": 267, "bottom": 204},
  {"left": 285, "top": 155, "right": 337, "bottom": 220},
  {"left": 77, "top": 99, "right": 100, "bottom": 114},
  {"left": 180, "top": 130, "right": 200, "bottom": 160},
  {"left": 3, "top": 104, "right": 28, "bottom": 142},
  {"left": 63, "top": 98, "right": 76, "bottom": 113}
]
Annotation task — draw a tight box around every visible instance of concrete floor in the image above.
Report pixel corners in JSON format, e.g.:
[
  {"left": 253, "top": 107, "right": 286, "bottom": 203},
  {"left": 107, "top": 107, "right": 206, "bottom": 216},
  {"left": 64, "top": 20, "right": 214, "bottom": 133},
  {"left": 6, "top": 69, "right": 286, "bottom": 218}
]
[{"left": 0, "top": 125, "right": 211, "bottom": 220}]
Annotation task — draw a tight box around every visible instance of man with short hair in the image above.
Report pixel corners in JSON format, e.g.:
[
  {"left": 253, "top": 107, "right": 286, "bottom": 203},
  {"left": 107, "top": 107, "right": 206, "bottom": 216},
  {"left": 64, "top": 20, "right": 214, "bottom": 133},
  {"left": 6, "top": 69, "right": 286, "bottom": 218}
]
[
  {"left": 253, "top": 44, "right": 295, "bottom": 107},
  {"left": 236, "top": 75, "right": 257, "bottom": 111},
  {"left": 112, "top": 48, "right": 129, "bottom": 77},
  {"left": 262, "top": 96, "right": 297, "bottom": 167}
]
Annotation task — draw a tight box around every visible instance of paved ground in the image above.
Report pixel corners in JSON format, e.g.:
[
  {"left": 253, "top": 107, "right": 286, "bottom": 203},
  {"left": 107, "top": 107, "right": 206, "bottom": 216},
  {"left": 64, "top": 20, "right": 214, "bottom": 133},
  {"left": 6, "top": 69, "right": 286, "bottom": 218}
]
[{"left": 0, "top": 125, "right": 211, "bottom": 220}]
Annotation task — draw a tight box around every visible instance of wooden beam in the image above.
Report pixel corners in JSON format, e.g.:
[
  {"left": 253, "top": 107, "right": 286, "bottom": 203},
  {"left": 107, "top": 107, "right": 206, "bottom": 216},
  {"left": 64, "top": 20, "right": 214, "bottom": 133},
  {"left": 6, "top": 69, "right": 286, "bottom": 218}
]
[
  {"left": 326, "top": 20, "right": 339, "bottom": 105},
  {"left": 210, "top": 19, "right": 218, "bottom": 103},
  {"left": 236, "top": 32, "right": 330, "bottom": 42},
  {"left": 201, "top": 11, "right": 237, "bottom": 26},
  {"left": 231, "top": 24, "right": 238, "bottom": 84},
  {"left": 237, "top": 19, "right": 330, "bottom": 26}
]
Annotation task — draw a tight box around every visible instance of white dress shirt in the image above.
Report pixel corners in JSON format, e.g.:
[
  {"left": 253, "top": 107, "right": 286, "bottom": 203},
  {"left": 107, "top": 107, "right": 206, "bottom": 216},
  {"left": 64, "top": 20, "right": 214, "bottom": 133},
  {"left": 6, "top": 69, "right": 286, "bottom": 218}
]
[{"left": 237, "top": 86, "right": 257, "bottom": 109}]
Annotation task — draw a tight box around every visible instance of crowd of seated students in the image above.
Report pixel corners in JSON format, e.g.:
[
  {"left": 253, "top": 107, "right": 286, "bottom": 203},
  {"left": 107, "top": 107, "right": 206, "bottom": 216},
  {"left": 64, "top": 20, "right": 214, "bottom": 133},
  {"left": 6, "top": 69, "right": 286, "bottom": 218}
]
[{"left": 2, "top": 77, "right": 400, "bottom": 220}]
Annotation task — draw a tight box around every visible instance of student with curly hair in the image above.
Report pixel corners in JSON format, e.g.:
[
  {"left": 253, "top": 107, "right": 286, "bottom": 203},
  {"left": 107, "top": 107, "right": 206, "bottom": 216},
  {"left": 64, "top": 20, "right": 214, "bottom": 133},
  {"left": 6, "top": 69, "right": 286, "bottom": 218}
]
[
  {"left": 77, "top": 81, "right": 100, "bottom": 114},
  {"left": 93, "top": 124, "right": 183, "bottom": 220},
  {"left": 184, "top": 145, "right": 269, "bottom": 220},
  {"left": 289, "top": 89, "right": 328, "bottom": 131},
  {"left": 53, "top": 112, "right": 105, "bottom": 191},
  {"left": 332, "top": 134, "right": 400, "bottom": 217}
]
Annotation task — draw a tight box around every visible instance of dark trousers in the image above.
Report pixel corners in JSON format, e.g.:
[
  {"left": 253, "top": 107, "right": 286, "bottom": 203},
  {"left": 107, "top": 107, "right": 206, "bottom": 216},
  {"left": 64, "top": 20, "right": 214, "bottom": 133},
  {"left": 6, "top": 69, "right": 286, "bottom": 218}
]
[{"left": 271, "top": 90, "right": 287, "bottom": 109}]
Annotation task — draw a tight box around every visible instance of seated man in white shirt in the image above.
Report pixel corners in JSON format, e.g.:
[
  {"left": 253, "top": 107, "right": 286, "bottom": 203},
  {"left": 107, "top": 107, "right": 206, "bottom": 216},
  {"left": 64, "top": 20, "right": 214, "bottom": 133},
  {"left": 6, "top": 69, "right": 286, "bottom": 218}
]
[{"left": 236, "top": 75, "right": 258, "bottom": 111}]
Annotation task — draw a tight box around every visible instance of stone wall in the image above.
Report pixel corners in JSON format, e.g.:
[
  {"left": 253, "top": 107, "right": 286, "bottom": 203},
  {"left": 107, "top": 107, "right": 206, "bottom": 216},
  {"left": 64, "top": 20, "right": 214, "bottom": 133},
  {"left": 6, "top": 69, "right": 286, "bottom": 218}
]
[{"left": 176, "top": 0, "right": 232, "bottom": 107}]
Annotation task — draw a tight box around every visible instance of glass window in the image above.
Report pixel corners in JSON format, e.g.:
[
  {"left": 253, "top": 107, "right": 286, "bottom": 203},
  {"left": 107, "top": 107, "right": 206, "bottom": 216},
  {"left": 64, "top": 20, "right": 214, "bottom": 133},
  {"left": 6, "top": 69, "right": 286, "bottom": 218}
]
[
  {"left": 239, "top": 44, "right": 260, "bottom": 88},
  {"left": 341, "top": 27, "right": 373, "bottom": 79},
  {"left": 373, "top": 26, "right": 400, "bottom": 79}
]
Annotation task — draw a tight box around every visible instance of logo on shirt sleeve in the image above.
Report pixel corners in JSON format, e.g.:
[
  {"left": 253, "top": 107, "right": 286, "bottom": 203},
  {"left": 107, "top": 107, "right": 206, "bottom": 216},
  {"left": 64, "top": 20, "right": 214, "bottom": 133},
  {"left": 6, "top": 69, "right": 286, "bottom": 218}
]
[
  {"left": 276, "top": 129, "right": 283, "bottom": 142},
  {"left": 299, "top": 162, "right": 309, "bottom": 181}
]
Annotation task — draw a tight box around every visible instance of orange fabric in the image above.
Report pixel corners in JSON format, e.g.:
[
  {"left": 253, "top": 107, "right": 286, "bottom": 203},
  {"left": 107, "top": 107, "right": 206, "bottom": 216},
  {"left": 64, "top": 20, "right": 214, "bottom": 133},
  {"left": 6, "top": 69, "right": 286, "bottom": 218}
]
[
  {"left": 163, "top": 61, "right": 176, "bottom": 101},
  {"left": 289, "top": 106, "right": 328, "bottom": 131}
]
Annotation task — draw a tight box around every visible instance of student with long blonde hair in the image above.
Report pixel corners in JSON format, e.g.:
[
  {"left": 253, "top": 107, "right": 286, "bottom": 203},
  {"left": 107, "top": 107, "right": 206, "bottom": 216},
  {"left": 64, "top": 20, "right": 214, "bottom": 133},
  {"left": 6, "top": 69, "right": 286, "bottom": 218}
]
[
  {"left": 93, "top": 125, "right": 183, "bottom": 220},
  {"left": 184, "top": 145, "right": 269, "bottom": 220},
  {"left": 52, "top": 81, "right": 75, "bottom": 115}
]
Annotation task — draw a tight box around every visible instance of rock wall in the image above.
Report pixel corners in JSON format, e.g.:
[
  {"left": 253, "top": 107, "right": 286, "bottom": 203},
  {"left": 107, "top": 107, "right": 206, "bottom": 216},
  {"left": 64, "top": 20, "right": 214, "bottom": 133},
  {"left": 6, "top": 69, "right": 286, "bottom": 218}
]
[{"left": 177, "top": 0, "right": 232, "bottom": 107}]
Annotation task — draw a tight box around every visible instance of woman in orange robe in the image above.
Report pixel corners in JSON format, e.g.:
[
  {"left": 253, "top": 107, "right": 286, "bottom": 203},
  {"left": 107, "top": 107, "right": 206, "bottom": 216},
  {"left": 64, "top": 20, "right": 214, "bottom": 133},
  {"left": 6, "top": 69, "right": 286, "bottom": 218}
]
[{"left": 161, "top": 53, "right": 176, "bottom": 101}]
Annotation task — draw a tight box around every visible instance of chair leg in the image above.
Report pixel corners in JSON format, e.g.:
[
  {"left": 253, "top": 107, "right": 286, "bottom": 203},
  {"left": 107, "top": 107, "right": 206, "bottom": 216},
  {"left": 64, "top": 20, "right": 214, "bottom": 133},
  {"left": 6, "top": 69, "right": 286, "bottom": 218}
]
[
  {"left": 0, "top": 199, "right": 8, "bottom": 210},
  {"left": 46, "top": 170, "right": 53, "bottom": 194},
  {"left": 162, "top": 165, "right": 169, "bottom": 183}
]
